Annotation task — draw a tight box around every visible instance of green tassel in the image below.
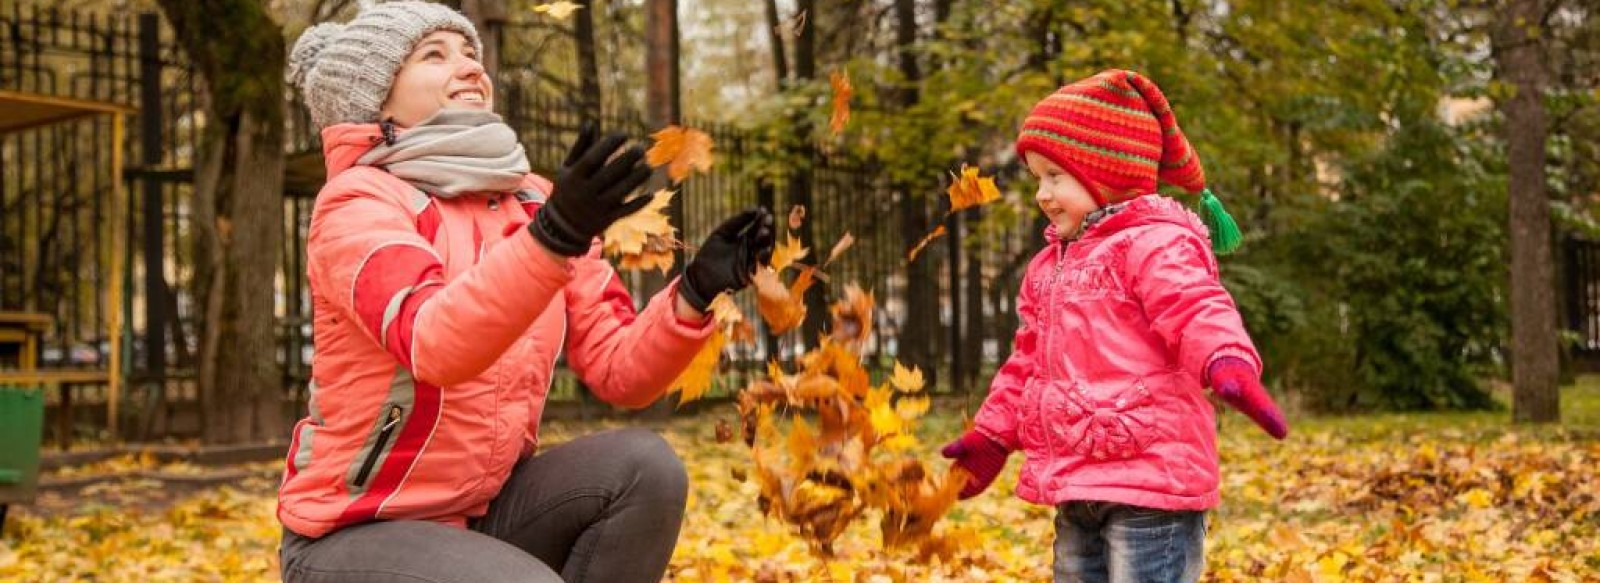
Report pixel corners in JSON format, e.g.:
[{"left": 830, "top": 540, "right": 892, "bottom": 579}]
[{"left": 1197, "top": 188, "right": 1242, "bottom": 255}]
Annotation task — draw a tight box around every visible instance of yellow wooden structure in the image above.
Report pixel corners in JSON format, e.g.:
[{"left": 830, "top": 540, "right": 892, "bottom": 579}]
[{"left": 0, "top": 89, "right": 134, "bottom": 440}]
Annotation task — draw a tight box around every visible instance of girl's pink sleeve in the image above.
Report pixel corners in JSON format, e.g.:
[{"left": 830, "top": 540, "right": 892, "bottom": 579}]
[
  {"left": 1127, "top": 224, "right": 1262, "bottom": 382},
  {"left": 972, "top": 260, "right": 1043, "bottom": 451}
]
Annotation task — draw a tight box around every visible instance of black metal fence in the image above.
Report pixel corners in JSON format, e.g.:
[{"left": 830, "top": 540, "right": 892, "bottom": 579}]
[{"left": 2, "top": 2, "right": 1047, "bottom": 440}]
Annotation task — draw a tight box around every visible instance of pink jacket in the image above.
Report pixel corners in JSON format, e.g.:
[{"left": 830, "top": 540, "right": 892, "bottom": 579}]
[
  {"left": 277, "top": 123, "right": 713, "bottom": 538},
  {"left": 973, "top": 195, "right": 1261, "bottom": 511}
]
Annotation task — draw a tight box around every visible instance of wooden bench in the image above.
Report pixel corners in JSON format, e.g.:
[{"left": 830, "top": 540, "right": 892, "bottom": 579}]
[{"left": 0, "top": 369, "right": 110, "bottom": 450}]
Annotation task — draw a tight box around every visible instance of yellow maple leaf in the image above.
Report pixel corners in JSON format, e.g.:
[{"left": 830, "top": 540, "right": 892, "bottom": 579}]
[
  {"left": 1457, "top": 488, "right": 1495, "bottom": 509},
  {"left": 890, "top": 362, "right": 924, "bottom": 393},
  {"left": 707, "top": 292, "right": 743, "bottom": 328},
  {"left": 907, "top": 225, "right": 947, "bottom": 263},
  {"left": 770, "top": 233, "right": 809, "bottom": 272},
  {"left": 829, "top": 69, "right": 852, "bottom": 135},
  {"left": 532, "top": 1, "right": 583, "bottom": 20},
  {"left": 646, "top": 125, "right": 715, "bottom": 182},
  {"left": 672, "top": 329, "right": 726, "bottom": 405},
  {"left": 947, "top": 164, "right": 1000, "bottom": 213},
  {"left": 894, "top": 395, "right": 930, "bottom": 420},
  {"left": 603, "top": 189, "right": 679, "bottom": 273}
]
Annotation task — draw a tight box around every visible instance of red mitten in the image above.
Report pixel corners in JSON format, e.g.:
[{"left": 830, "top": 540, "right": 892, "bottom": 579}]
[
  {"left": 939, "top": 430, "right": 1011, "bottom": 499},
  {"left": 1207, "top": 357, "right": 1289, "bottom": 439}
]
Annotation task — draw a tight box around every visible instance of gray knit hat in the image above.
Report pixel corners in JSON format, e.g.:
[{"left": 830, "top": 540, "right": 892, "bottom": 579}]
[{"left": 287, "top": 1, "right": 482, "bottom": 129}]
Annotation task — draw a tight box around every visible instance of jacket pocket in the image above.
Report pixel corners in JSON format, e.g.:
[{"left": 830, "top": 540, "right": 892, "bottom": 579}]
[
  {"left": 1044, "top": 378, "right": 1156, "bottom": 460},
  {"left": 349, "top": 403, "right": 405, "bottom": 492},
  {"left": 1016, "top": 378, "right": 1049, "bottom": 451}
]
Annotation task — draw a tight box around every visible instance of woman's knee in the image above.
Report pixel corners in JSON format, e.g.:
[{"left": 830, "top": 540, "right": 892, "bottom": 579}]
[{"left": 608, "top": 428, "right": 687, "bottom": 500}]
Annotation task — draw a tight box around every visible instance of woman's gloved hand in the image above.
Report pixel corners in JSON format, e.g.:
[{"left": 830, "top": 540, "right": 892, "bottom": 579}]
[
  {"left": 530, "top": 123, "right": 654, "bottom": 256},
  {"left": 678, "top": 207, "right": 776, "bottom": 313}
]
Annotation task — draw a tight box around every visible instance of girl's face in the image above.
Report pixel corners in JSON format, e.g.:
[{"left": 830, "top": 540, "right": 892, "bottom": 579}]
[
  {"left": 1025, "top": 151, "right": 1100, "bottom": 235},
  {"left": 380, "top": 30, "right": 491, "bottom": 128}
]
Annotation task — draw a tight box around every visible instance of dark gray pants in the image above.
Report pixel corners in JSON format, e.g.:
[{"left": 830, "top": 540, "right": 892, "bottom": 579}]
[{"left": 279, "top": 428, "right": 689, "bottom": 583}]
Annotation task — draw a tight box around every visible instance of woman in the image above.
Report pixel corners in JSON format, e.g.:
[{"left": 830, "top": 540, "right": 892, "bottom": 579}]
[{"left": 277, "top": 3, "right": 774, "bottom": 581}]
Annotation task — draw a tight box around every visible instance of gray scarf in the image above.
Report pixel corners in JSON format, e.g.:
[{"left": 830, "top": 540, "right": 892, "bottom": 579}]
[{"left": 357, "top": 109, "right": 530, "bottom": 197}]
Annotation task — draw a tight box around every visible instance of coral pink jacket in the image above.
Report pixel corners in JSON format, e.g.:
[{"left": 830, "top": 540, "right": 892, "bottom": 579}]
[
  {"left": 277, "top": 123, "right": 712, "bottom": 538},
  {"left": 973, "top": 195, "right": 1261, "bottom": 511}
]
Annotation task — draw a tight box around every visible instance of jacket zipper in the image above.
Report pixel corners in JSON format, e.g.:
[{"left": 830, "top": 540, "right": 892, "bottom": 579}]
[{"left": 354, "top": 405, "right": 403, "bottom": 488}]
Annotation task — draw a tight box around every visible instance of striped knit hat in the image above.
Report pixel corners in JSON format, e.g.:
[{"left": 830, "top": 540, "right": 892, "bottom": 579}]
[{"left": 1017, "top": 69, "right": 1241, "bottom": 253}]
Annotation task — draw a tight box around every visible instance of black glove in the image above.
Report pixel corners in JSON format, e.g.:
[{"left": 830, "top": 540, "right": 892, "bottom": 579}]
[
  {"left": 530, "top": 123, "right": 654, "bottom": 256},
  {"left": 680, "top": 207, "right": 776, "bottom": 312}
]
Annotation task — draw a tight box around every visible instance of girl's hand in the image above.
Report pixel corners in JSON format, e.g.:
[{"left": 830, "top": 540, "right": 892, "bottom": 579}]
[
  {"left": 1207, "top": 357, "right": 1289, "bottom": 439},
  {"left": 940, "top": 430, "right": 1011, "bottom": 499}
]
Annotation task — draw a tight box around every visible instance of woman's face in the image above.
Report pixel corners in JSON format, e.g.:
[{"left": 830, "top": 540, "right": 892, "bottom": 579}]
[{"left": 380, "top": 30, "right": 492, "bottom": 128}]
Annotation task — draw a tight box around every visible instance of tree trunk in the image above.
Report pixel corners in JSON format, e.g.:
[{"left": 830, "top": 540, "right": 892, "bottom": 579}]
[
  {"left": 156, "top": 0, "right": 288, "bottom": 443},
  {"left": 640, "top": 0, "right": 680, "bottom": 418},
  {"left": 460, "top": 0, "right": 506, "bottom": 79},
  {"left": 575, "top": 0, "right": 603, "bottom": 124},
  {"left": 963, "top": 211, "right": 985, "bottom": 392},
  {"left": 788, "top": 0, "right": 828, "bottom": 346},
  {"left": 891, "top": 0, "right": 938, "bottom": 385},
  {"left": 764, "top": 0, "right": 788, "bottom": 89},
  {"left": 1495, "top": 0, "right": 1560, "bottom": 423}
]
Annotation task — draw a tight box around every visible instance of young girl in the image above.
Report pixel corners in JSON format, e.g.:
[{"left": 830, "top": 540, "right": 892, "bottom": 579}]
[
  {"left": 941, "top": 69, "right": 1288, "bottom": 583},
  {"left": 277, "top": 3, "right": 773, "bottom": 582}
]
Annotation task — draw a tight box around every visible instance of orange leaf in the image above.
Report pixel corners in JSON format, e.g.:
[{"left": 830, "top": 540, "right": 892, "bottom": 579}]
[
  {"left": 672, "top": 329, "right": 726, "bottom": 404},
  {"left": 946, "top": 164, "right": 1000, "bottom": 213},
  {"left": 907, "top": 225, "right": 947, "bottom": 263},
  {"left": 646, "top": 125, "right": 714, "bottom": 182},
  {"left": 753, "top": 267, "right": 807, "bottom": 334},
  {"left": 788, "top": 205, "right": 807, "bottom": 231},
  {"left": 828, "top": 284, "right": 874, "bottom": 352},
  {"left": 822, "top": 232, "right": 854, "bottom": 268},
  {"left": 829, "top": 69, "right": 852, "bottom": 135}
]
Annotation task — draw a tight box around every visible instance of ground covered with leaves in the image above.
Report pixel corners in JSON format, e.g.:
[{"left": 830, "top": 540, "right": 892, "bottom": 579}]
[{"left": 2, "top": 382, "right": 1597, "bottom": 582}]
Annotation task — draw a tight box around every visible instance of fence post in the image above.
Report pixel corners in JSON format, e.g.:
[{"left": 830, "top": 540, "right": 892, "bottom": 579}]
[
  {"left": 137, "top": 13, "right": 168, "bottom": 388},
  {"left": 946, "top": 212, "right": 962, "bottom": 393}
]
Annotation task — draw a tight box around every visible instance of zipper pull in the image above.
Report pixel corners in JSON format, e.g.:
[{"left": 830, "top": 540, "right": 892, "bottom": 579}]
[{"left": 382, "top": 405, "right": 402, "bottom": 431}]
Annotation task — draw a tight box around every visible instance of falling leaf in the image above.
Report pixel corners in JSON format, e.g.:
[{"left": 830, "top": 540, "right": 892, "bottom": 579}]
[
  {"left": 770, "top": 234, "right": 810, "bottom": 273},
  {"left": 715, "top": 418, "right": 735, "bottom": 444},
  {"left": 907, "top": 225, "right": 947, "bottom": 262},
  {"left": 646, "top": 125, "right": 715, "bottom": 182},
  {"left": 603, "top": 189, "right": 680, "bottom": 273},
  {"left": 890, "top": 362, "right": 924, "bottom": 393},
  {"left": 708, "top": 292, "right": 743, "bottom": 327},
  {"left": 774, "top": 9, "right": 807, "bottom": 40},
  {"left": 788, "top": 205, "right": 807, "bottom": 231},
  {"left": 829, "top": 69, "right": 852, "bottom": 136},
  {"left": 827, "top": 284, "right": 874, "bottom": 352},
  {"left": 946, "top": 164, "right": 1000, "bottom": 213},
  {"left": 672, "top": 329, "right": 727, "bottom": 404},
  {"left": 532, "top": 1, "right": 583, "bottom": 20},
  {"left": 822, "top": 232, "right": 854, "bottom": 269},
  {"left": 753, "top": 266, "right": 813, "bottom": 335}
]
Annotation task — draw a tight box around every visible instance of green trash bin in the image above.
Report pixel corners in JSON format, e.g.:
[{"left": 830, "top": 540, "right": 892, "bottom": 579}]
[{"left": 0, "top": 385, "right": 45, "bottom": 533}]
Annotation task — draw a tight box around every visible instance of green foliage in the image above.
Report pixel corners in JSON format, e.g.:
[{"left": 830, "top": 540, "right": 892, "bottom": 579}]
[{"left": 1272, "top": 120, "right": 1507, "bottom": 411}]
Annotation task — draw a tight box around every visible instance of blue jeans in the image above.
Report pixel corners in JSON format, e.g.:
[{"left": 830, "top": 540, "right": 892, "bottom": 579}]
[{"left": 1053, "top": 501, "right": 1206, "bottom": 583}]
